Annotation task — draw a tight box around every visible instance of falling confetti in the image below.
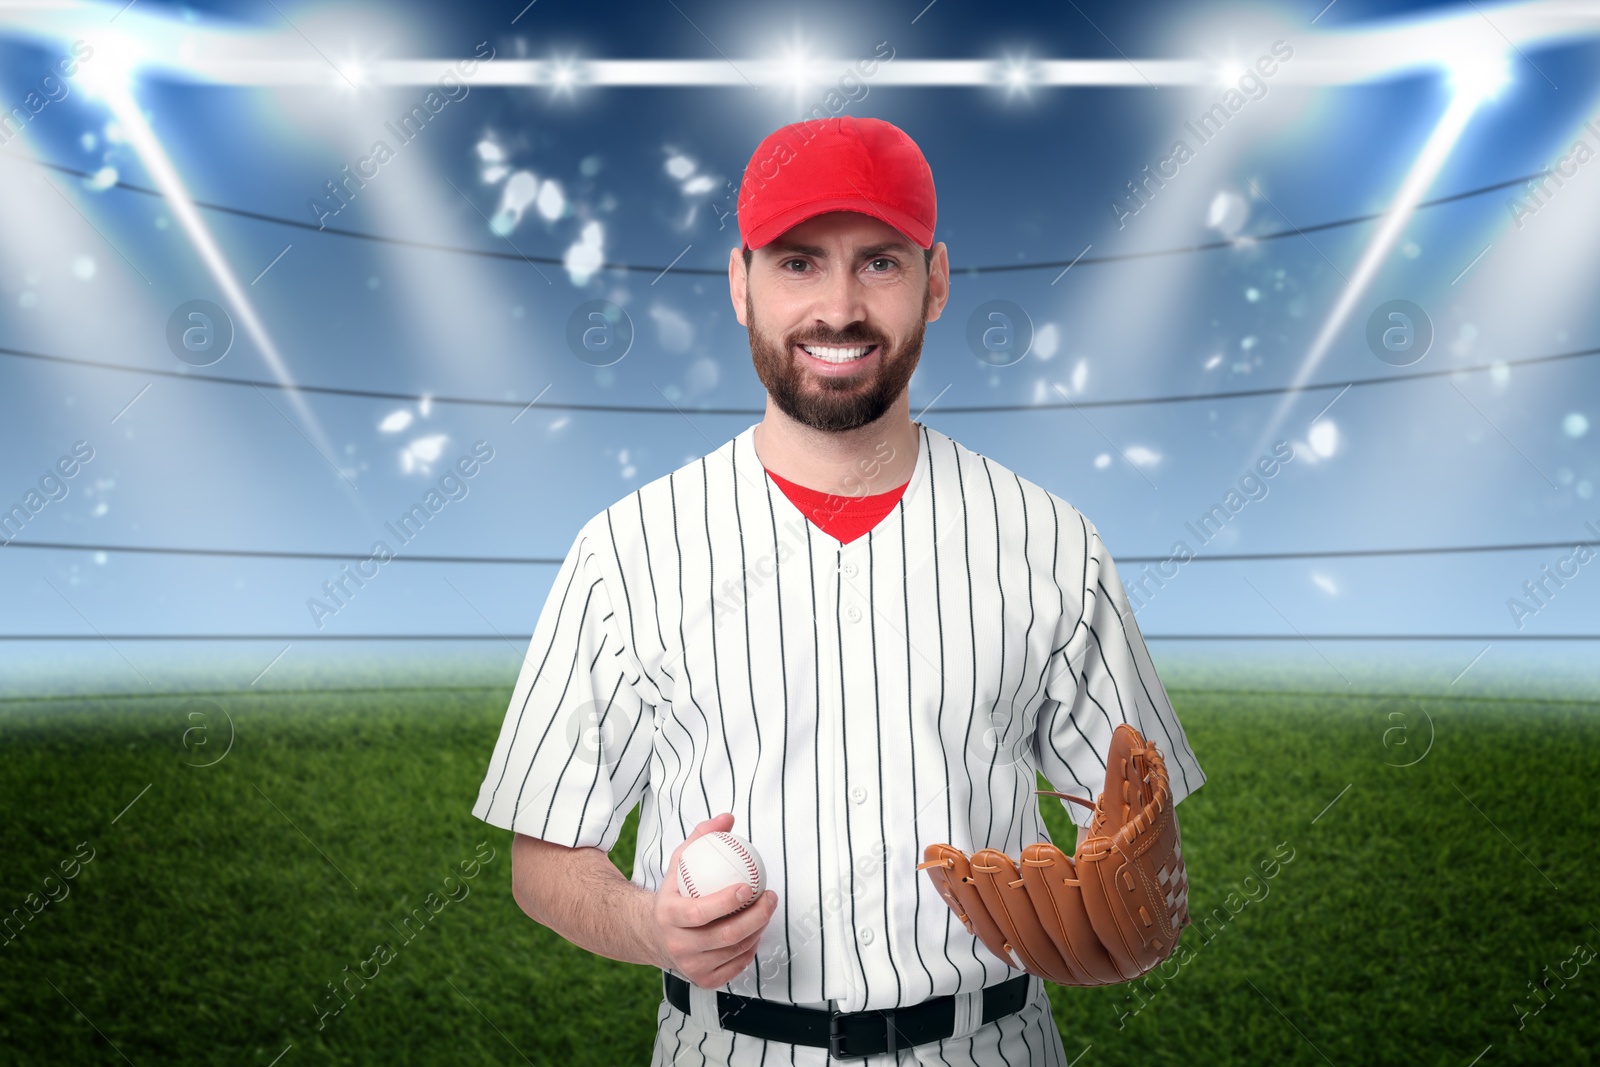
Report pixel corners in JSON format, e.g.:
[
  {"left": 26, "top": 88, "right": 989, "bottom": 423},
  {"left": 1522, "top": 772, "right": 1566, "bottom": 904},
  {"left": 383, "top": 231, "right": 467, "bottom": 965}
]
[{"left": 379, "top": 410, "right": 413, "bottom": 433}]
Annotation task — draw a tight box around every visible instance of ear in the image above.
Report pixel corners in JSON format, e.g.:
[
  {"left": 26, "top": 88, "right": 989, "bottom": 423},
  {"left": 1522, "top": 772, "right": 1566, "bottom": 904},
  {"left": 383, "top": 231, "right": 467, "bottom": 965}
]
[
  {"left": 924, "top": 242, "right": 951, "bottom": 324},
  {"left": 728, "top": 246, "right": 749, "bottom": 327}
]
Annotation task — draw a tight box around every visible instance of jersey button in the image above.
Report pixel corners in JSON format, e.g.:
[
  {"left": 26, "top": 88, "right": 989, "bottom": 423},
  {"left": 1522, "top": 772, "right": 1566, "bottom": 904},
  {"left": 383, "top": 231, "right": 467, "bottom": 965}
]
[
  {"left": 850, "top": 785, "right": 867, "bottom": 804},
  {"left": 841, "top": 562, "right": 859, "bottom": 578},
  {"left": 858, "top": 926, "right": 875, "bottom": 945},
  {"left": 846, "top": 604, "right": 862, "bottom": 623}
]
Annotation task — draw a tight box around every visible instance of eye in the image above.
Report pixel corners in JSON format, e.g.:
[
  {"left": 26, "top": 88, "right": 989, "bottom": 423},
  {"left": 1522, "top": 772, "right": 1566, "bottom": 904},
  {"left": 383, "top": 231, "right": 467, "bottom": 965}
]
[
  {"left": 865, "top": 257, "right": 897, "bottom": 273},
  {"left": 781, "top": 258, "right": 811, "bottom": 273}
]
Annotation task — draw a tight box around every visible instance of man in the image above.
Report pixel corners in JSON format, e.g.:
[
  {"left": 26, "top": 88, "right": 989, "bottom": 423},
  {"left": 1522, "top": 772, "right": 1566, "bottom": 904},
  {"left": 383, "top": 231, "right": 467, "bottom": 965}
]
[{"left": 471, "top": 116, "right": 1207, "bottom": 1065}]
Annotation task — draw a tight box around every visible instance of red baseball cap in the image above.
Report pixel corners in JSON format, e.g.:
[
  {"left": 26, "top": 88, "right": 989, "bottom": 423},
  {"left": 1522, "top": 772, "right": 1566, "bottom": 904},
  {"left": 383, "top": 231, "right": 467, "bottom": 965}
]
[{"left": 737, "top": 116, "right": 936, "bottom": 252}]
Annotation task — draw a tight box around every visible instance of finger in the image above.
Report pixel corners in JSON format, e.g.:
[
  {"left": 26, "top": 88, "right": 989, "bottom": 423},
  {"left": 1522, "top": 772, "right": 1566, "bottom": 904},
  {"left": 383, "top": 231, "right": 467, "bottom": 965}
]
[
  {"left": 675, "top": 895, "right": 776, "bottom": 985},
  {"left": 666, "top": 869, "right": 742, "bottom": 922},
  {"left": 722, "top": 919, "right": 768, "bottom": 958},
  {"left": 665, "top": 880, "right": 747, "bottom": 928},
  {"left": 695, "top": 890, "right": 780, "bottom": 948},
  {"left": 701, "top": 940, "right": 762, "bottom": 988},
  {"left": 679, "top": 914, "right": 767, "bottom": 969}
]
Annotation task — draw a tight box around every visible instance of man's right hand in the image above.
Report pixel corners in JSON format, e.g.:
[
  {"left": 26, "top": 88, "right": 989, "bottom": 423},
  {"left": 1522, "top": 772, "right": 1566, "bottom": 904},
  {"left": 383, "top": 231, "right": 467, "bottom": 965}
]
[{"left": 649, "top": 812, "right": 780, "bottom": 989}]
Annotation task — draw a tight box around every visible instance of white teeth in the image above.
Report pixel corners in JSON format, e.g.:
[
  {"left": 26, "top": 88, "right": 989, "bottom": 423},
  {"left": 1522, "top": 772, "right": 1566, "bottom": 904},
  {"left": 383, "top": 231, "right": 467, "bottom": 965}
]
[{"left": 801, "top": 344, "right": 872, "bottom": 363}]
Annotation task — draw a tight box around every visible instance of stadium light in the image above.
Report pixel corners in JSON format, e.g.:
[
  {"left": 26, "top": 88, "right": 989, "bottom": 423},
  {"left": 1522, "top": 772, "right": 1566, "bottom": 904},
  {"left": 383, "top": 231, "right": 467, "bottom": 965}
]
[
  {"left": 776, "top": 43, "right": 819, "bottom": 103},
  {"left": 74, "top": 30, "right": 143, "bottom": 101},
  {"left": 1447, "top": 49, "right": 1512, "bottom": 105},
  {"left": 995, "top": 55, "right": 1037, "bottom": 99},
  {"left": 0, "top": 0, "right": 1593, "bottom": 90},
  {"left": 547, "top": 54, "right": 582, "bottom": 96}
]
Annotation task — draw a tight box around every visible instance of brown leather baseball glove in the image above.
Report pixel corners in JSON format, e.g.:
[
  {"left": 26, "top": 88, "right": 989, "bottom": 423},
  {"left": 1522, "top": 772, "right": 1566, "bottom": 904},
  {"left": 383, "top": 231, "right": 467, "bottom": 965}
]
[{"left": 917, "top": 723, "right": 1189, "bottom": 986}]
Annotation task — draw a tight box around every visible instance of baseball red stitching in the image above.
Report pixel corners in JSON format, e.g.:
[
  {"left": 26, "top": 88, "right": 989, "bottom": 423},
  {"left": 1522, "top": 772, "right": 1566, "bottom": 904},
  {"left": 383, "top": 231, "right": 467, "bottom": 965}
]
[
  {"left": 718, "top": 833, "right": 761, "bottom": 891},
  {"left": 679, "top": 834, "right": 759, "bottom": 899}
]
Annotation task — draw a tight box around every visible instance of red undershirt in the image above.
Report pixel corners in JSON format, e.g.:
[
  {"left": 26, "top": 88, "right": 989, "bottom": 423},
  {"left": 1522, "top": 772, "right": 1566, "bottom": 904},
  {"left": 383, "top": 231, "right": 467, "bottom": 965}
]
[{"left": 763, "top": 466, "right": 911, "bottom": 545}]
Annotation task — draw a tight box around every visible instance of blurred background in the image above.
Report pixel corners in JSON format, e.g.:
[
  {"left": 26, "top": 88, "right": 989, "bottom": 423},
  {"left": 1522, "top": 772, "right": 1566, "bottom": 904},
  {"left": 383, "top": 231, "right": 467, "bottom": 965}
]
[
  {"left": 1, "top": 0, "right": 1597, "bottom": 698},
  {"left": 1, "top": 0, "right": 1597, "bottom": 1064}
]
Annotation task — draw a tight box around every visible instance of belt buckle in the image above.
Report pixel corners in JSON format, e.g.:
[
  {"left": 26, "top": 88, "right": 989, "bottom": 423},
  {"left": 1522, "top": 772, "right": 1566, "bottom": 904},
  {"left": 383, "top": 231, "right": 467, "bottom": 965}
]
[{"left": 828, "top": 1009, "right": 899, "bottom": 1059}]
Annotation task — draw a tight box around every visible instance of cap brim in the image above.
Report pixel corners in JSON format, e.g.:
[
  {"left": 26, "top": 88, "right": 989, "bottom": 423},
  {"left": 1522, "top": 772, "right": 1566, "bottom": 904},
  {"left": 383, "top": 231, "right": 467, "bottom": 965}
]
[{"left": 745, "top": 197, "right": 933, "bottom": 252}]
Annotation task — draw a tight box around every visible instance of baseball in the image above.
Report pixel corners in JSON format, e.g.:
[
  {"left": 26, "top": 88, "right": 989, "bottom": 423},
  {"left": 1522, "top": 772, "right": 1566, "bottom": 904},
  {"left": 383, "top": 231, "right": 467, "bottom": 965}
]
[{"left": 675, "top": 831, "right": 766, "bottom": 910}]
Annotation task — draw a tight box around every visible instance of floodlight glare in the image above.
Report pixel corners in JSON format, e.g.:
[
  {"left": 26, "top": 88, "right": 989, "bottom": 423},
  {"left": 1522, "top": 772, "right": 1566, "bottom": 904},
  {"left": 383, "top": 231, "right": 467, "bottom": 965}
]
[
  {"left": 75, "top": 31, "right": 144, "bottom": 101},
  {"left": 93, "top": 83, "right": 346, "bottom": 490},
  {"left": 547, "top": 55, "right": 582, "bottom": 96},
  {"left": 1447, "top": 49, "right": 1511, "bottom": 105},
  {"left": 994, "top": 54, "right": 1036, "bottom": 99},
  {"left": 780, "top": 46, "right": 814, "bottom": 96}
]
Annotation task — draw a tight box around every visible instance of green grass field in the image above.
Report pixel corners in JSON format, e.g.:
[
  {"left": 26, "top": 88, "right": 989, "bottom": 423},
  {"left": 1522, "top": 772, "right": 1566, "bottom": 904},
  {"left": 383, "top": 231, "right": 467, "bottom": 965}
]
[{"left": 1, "top": 686, "right": 1596, "bottom": 1066}]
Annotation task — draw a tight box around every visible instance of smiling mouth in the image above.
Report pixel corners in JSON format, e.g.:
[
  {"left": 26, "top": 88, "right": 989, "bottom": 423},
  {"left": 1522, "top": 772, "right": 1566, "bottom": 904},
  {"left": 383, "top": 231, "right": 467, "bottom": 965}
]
[{"left": 797, "top": 343, "right": 879, "bottom": 364}]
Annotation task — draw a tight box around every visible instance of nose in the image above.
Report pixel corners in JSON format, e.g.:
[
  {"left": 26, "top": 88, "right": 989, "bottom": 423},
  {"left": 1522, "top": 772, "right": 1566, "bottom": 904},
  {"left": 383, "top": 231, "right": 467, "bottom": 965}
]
[{"left": 810, "top": 263, "right": 871, "bottom": 339}]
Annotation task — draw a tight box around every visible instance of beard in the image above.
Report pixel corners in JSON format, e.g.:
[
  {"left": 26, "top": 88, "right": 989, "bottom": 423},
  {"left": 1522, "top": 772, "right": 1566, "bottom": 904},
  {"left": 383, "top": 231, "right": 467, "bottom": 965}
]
[{"left": 746, "top": 283, "right": 929, "bottom": 434}]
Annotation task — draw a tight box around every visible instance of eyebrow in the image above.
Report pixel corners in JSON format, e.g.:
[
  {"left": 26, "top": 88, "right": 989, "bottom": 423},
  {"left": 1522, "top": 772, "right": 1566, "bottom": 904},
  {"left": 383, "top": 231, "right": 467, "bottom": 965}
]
[{"left": 766, "top": 240, "right": 915, "bottom": 259}]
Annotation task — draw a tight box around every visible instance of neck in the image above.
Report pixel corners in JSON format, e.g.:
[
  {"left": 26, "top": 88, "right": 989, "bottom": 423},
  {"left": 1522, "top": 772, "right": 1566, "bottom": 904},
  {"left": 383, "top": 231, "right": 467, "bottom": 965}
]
[{"left": 752, "top": 402, "right": 920, "bottom": 497}]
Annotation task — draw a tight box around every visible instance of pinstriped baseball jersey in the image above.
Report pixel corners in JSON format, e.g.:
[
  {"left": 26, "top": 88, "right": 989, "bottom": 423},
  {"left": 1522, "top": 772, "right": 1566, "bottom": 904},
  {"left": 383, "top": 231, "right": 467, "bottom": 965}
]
[{"left": 471, "top": 419, "right": 1206, "bottom": 1023}]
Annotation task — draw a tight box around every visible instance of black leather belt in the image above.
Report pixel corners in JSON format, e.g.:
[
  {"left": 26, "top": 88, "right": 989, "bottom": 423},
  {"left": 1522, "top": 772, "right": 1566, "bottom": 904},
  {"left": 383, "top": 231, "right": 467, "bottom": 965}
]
[{"left": 662, "top": 970, "right": 1031, "bottom": 1058}]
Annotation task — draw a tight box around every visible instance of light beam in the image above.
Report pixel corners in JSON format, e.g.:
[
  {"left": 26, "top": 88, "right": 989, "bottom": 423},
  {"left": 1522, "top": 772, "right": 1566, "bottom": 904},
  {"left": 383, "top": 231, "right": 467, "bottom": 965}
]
[{"left": 95, "top": 80, "right": 349, "bottom": 487}]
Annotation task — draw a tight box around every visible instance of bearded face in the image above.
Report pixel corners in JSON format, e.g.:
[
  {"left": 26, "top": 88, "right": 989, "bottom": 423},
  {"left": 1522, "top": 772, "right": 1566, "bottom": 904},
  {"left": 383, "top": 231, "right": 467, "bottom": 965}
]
[{"left": 745, "top": 279, "right": 931, "bottom": 435}]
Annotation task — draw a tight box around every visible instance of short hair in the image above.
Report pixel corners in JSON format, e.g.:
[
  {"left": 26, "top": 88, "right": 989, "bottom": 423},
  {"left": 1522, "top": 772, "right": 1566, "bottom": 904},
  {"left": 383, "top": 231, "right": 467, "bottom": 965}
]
[{"left": 743, "top": 246, "right": 936, "bottom": 272}]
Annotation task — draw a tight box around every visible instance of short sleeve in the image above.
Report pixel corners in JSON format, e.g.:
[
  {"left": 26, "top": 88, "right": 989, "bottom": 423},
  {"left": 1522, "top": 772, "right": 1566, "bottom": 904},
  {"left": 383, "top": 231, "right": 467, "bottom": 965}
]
[
  {"left": 1031, "top": 514, "right": 1206, "bottom": 828},
  {"left": 471, "top": 517, "right": 655, "bottom": 851}
]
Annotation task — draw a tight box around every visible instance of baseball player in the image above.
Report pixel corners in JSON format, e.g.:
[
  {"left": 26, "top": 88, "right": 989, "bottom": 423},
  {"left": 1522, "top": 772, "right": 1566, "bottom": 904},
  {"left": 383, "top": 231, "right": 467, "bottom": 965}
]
[{"left": 471, "top": 115, "right": 1207, "bottom": 1065}]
